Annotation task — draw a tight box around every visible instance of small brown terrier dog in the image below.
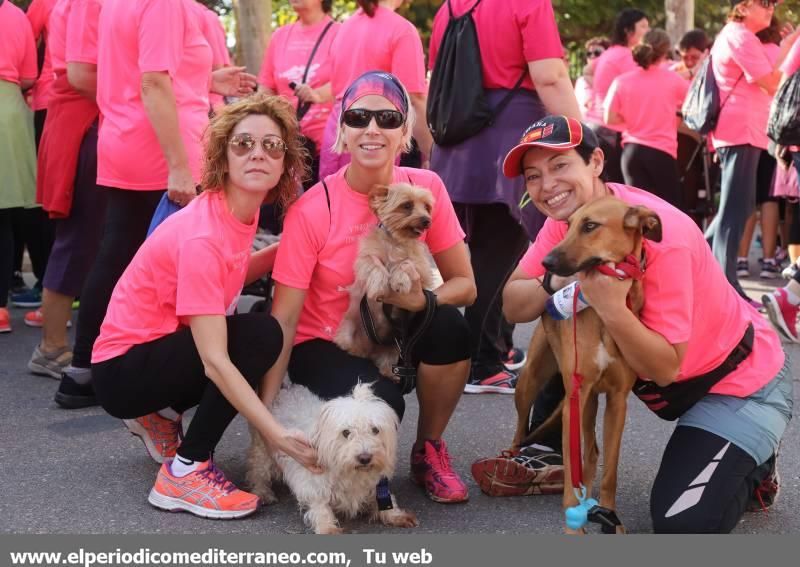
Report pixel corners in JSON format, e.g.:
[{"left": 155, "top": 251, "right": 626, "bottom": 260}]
[
  {"left": 335, "top": 182, "right": 435, "bottom": 377},
  {"left": 514, "top": 196, "right": 661, "bottom": 534}
]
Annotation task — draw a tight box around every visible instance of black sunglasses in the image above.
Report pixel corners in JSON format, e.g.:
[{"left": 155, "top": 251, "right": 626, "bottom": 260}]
[
  {"left": 586, "top": 48, "right": 604, "bottom": 58},
  {"left": 342, "top": 109, "right": 405, "bottom": 129},
  {"left": 228, "top": 134, "right": 287, "bottom": 159},
  {"left": 758, "top": 0, "right": 778, "bottom": 7}
]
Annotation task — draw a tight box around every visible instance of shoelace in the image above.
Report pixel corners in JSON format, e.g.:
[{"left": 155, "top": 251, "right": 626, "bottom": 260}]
[
  {"left": 152, "top": 416, "right": 183, "bottom": 450},
  {"left": 199, "top": 462, "right": 237, "bottom": 494},
  {"left": 428, "top": 443, "right": 459, "bottom": 480},
  {"left": 753, "top": 478, "right": 779, "bottom": 513}
]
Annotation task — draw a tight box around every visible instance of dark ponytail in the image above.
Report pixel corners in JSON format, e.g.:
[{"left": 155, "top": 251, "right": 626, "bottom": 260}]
[
  {"left": 357, "top": 0, "right": 380, "bottom": 17},
  {"left": 632, "top": 28, "right": 671, "bottom": 70}
]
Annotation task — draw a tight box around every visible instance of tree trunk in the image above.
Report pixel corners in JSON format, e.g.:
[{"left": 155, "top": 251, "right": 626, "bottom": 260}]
[
  {"left": 233, "top": 0, "right": 272, "bottom": 75},
  {"left": 665, "top": 0, "right": 694, "bottom": 47}
]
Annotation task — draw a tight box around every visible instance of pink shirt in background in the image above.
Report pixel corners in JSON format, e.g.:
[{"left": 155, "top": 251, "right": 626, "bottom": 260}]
[
  {"left": 329, "top": 6, "right": 426, "bottom": 98},
  {"left": 605, "top": 65, "right": 689, "bottom": 158},
  {"left": 65, "top": 0, "right": 102, "bottom": 66},
  {"left": 518, "top": 184, "right": 784, "bottom": 398},
  {"left": 92, "top": 191, "right": 257, "bottom": 363},
  {"left": 429, "top": 0, "right": 563, "bottom": 91},
  {"left": 711, "top": 22, "right": 774, "bottom": 150},
  {"left": 26, "top": 0, "right": 57, "bottom": 110},
  {"left": 258, "top": 17, "right": 340, "bottom": 149},
  {"left": 273, "top": 166, "right": 465, "bottom": 345},
  {"left": 96, "top": 0, "right": 213, "bottom": 191},
  {"left": 201, "top": 6, "right": 231, "bottom": 67},
  {"left": 592, "top": 45, "right": 636, "bottom": 131},
  {"left": 781, "top": 38, "right": 800, "bottom": 76},
  {"left": 0, "top": 1, "right": 38, "bottom": 85},
  {"left": 575, "top": 76, "right": 602, "bottom": 123},
  {"left": 47, "top": 0, "right": 69, "bottom": 74}
]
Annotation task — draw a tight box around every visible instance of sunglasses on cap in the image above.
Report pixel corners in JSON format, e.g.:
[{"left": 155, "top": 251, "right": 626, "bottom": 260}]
[
  {"left": 586, "top": 48, "right": 604, "bottom": 58},
  {"left": 342, "top": 108, "right": 405, "bottom": 130},
  {"left": 228, "top": 134, "right": 287, "bottom": 159}
]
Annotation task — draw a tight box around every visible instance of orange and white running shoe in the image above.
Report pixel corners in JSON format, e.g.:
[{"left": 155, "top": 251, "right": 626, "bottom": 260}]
[
  {"left": 123, "top": 412, "right": 183, "bottom": 463},
  {"left": 0, "top": 308, "right": 11, "bottom": 333},
  {"left": 148, "top": 459, "right": 260, "bottom": 519}
]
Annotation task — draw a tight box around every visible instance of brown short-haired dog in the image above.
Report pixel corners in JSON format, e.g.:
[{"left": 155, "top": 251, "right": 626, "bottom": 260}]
[
  {"left": 335, "top": 183, "right": 435, "bottom": 377},
  {"left": 514, "top": 196, "right": 661, "bottom": 533}
]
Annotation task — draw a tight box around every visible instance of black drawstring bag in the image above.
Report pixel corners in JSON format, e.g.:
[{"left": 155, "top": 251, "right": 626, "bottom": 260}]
[{"left": 768, "top": 71, "right": 800, "bottom": 146}]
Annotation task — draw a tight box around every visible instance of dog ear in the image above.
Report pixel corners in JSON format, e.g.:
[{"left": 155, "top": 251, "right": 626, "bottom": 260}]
[
  {"left": 624, "top": 206, "right": 663, "bottom": 242},
  {"left": 368, "top": 184, "right": 390, "bottom": 211}
]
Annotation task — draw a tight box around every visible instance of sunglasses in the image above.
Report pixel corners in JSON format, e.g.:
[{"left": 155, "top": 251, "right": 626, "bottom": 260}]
[
  {"left": 342, "top": 108, "right": 405, "bottom": 129},
  {"left": 586, "top": 48, "right": 605, "bottom": 59},
  {"left": 757, "top": 0, "right": 778, "bottom": 7},
  {"left": 228, "top": 134, "right": 287, "bottom": 159}
]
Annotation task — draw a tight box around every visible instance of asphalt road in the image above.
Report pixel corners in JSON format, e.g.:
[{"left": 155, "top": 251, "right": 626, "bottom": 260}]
[{"left": 1, "top": 273, "right": 797, "bottom": 535}]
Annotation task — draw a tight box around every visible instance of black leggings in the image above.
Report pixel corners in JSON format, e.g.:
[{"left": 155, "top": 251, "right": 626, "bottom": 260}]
[
  {"left": 621, "top": 143, "right": 682, "bottom": 208},
  {"left": 92, "top": 313, "right": 283, "bottom": 462},
  {"left": 0, "top": 208, "right": 15, "bottom": 308},
  {"left": 288, "top": 304, "right": 471, "bottom": 421},
  {"left": 72, "top": 188, "right": 164, "bottom": 369},
  {"left": 651, "top": 426, "right": 772, "bottom": 533}
]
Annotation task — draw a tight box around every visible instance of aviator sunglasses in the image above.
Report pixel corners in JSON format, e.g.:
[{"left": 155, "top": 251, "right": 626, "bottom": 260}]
[
  {"left": 342, "top": 108, "right": 406, "bottom": 129},
  {"left": 228, "top": 134, "right": 287, "bottom": 159},
  {"left": 757, "top": 0, "right": 778, "bottom": 7}
]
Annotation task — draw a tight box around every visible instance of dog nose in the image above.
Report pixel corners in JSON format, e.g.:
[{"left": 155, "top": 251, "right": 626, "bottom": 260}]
[
  {"left": 357, "top": 453, "right": 372, "bottom": 465},
  {"left": 420, "top": 217, "right": 431, "bottom": 229},
  {"left": 542, "top": 252, "right": 558, "bottom": 272}
]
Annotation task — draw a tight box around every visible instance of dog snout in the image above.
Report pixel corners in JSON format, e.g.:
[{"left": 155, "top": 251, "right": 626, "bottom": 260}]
[
  {"left": 542, "top": 251, "right": 563, "bottom": 274},
  {"left": 419, "top": 216, "right": 431, "bottom": 230},
  {"left": 356, "top": 452, "right": 373, "bottom": 466}
]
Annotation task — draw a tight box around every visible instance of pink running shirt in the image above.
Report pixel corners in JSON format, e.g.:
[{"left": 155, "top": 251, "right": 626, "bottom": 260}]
[
  {"left": 49, "top": 0, "right": 101, "bottom": 74},
  {"left": 92, "top": 191, "right": 258, "bottom": 363},
  {"left": 0, "top": 1, "right": 38, "bottom": 85},
  {"left": 258, "top": 17, "right": 340, "bottom": 149},
  {"left": 96, "top": 0, "right": 213, "bottom": 191},
  {"left": 710, "top": 22, "right": 774, "bottom": 151},
  {"left": 26, "top": 0, "right": 57, "bottom": 110},
  {"left": 781, "top": 38, "right": 800, "bottom": 76},
  {"left": 273, "top": 166, "right": 466, "bottom": 345},
  {"left": 199, "top": 5, "right": 231, "bottom": 68},
  {"left": 592, "top": 45, "right": 636, "bottom": 131},
  {"left": 428, "top": 0, "right": 563, "bottom": 91},
  {"left": 329, "top": 6, "right": 426, "bottom": 99},
  {"left": 604, "top": 66, "right": 689, "bottom": 158},
  {"left": 517, "top": 184, "right": 784, "bottom": 398}
]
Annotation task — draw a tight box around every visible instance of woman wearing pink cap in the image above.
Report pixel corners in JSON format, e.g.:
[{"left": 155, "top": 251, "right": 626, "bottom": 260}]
[
  {"left": 270, "top": 71, "right": 476, "bottom": 504},
  {"left": 258, "top": 0, "right": 340, "bottom": 187},
  {"left": 54, "top": 0, "right": 257, "bottom": 409},
  {"left": 604, "top": 29, "right": 689, "bottom": 208},
  {"left": 316, "top": 0, "right": 431, "bottom": 178}
]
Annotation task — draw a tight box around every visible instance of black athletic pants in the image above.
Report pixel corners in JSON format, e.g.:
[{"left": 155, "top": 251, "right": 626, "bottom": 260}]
[
  {"left": 92, "top": 313, "right": 283, "bottom": 461},
  {"left": 621, "top": 143, "right": 682, "bottom": 209}
]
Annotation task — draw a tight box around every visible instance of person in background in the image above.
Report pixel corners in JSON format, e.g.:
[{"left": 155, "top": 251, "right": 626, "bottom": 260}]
[
  {"left": 24, "top": 0, "right": 105, "bottom": 381},
  {"left": 53, "top": 0, "right": 256, "bottom": 410},
  {"left": 706, "top": 0, "right": 799, "bottom": 303},
  {"left": 575, "top": 36, "right": 610, "bottom": 122},
  {"left": 317, "top": 0, "right": 431, "bottom": 178},
  {"left": 193, "top": 1, "right": 232, "bottom": 114},
  {"left": 671, "top": 29, "right": 710, "bottom": 80},
  {"left": 605, "top": 29, "right": 689, "bottom": 208},
  {"left": 0, "top": 0, "right": 39, "bottom": 333},
  {"left": 259, "top": 0, "right": 340, "bottom": 188},
  {"left": 589, "top": 7, "right": 649, "bottom": 183}
]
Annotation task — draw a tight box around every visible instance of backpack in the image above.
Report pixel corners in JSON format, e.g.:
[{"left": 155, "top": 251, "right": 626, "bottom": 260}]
[
  {"left": 681, "top": 55, "right": 742, "bottom": 135},
  {"left": 426, "top": 0, "right": 524, "bottom": 147},
  {"left": 767, "top": 71, "right": 800, "bottom": 146}
]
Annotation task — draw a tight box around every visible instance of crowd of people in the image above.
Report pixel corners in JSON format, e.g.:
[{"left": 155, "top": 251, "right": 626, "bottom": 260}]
[{"left": 0, "top": 0, "right": 795, "bottom": 533}]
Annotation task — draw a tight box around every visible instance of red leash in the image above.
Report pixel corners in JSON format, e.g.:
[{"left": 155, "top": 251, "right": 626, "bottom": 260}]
[{"left": 568, "top": 253, "right": 643, "bottom": 493}]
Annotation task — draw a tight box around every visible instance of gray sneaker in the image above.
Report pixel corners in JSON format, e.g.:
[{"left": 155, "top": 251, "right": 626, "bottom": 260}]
[{"left": 28, "top": 345, "right": 73, "bottom": 379}]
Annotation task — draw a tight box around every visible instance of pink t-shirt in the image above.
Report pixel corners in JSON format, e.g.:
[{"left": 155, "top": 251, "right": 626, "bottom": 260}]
[
  {"left": 96, "top": 0, "right": 213, "bottom": 191},
  {"left": 258, "top": 17, "right": 340, "bottom": 149},
  {"left": 92, "top": 191, "right": 257, "bottom": 363},
  {"left": 781, "top": 38, "right": 800, "bottom": 76},
  {"left": 48, "top": 0, "right": 101, "bottom": 74},
  {"left": 518, "top": 184, "right": 784, "bottom": 398},
  {"left": 273, "top": 166, "right": 466, "bottom": 345},
  {"left": 592, "top": 45, "right": 636, "bottom": 131},
  {"left": 0, "top": 1, "right": 38, "bottom": 85},
  {"left": 201, "top": 6, "right": 230, "bottom": 67},
  {"left": 605, "top": 66, "right": 690, "bottom": 158},
  {"left": 428, "top": 0, "right": 563, "bottom": 91},
  {"left": 26, "top": 0, "right": 57, "bottom": 110},
  {"left": 711, "top": 22, "right": 774, "bottom": 150},
  {"left": 329, "top": 6, "right": 426, "bottom": 99}
]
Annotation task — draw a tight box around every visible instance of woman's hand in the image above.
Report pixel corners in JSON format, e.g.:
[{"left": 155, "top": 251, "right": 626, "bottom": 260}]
[
  {"left": 167, "top": 166, "right": 196, "bottom": 206},
  {"left": 577, "top": 264, "right": 633, "bottom": 320},
  {"left": 271, "top": 429, "right": 322, "bottom": 473},
  {"left": 294, "top": 83, "right": 321, "bottom": 104},
  {"left": 211, "top": 66, "right": 258, "bottom": 97}
]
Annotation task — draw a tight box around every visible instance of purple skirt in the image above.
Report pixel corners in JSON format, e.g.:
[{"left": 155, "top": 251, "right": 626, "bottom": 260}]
[{"left": 431, "top": 89, "right": 547, "bottom": 240}]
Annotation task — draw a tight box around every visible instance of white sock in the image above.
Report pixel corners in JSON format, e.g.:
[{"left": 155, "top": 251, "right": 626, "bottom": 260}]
[
  {"left": 157, "top": 408, "right": 180, "bottom": 421},
  {"left": 785, "top": 285, "right": 800, "bottom": 305},
  {"left": 170, "top": 455, "right": 200, "bottom": 477},
  {"left": 65, "top": 365, "right": 91, "bottom": 385},
  {"left": 737, "top": 256, "right": 748, "bottom": 262}
]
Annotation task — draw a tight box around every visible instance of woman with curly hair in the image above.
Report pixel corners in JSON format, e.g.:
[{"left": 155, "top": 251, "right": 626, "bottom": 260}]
[{"left": 90, "top": 94, "right": 319, "bottom": 520}]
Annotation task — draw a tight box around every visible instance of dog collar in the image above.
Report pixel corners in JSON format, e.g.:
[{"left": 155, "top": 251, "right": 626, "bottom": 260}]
[{"left": 376, "top": 477, "right": 393, "bottom": 510}]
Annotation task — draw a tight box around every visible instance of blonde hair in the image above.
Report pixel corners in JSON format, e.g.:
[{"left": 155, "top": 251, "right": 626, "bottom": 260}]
[
  {"left": 201, "top": 93, "right": 308, "bottom": 212},
  {"left": 332, "top": 87, "right": 416, "bottom": 156}
]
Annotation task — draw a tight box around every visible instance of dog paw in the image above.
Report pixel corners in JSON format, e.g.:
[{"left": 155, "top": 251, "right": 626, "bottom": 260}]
[
  {"left": 380, "top": 508, "right": 418, "bottom": 529},
  {"left": 251, "top": 485, "right": 278, "bottom": 505},
  {"left": 389, "top": 269, "right": 412, "bottom": 294},
  {"left": 316, "top": 525, "right": 344, "bottom": 535},
  {"left": 365, "top": 270, "right": 389, "bottom": 300}
]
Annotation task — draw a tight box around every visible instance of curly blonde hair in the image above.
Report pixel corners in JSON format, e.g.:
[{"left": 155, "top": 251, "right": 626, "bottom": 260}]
[{"left": 201, "top": 93, "right": 308, "bottom": 212}]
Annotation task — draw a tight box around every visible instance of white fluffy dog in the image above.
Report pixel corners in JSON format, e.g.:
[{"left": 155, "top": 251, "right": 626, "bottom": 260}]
[{"left": 246, "top": 383, "right": 418, "bottom": 534}]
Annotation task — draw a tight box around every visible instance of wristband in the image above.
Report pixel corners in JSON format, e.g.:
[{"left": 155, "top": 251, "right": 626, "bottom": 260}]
[{"left": 541, "top": 271, "right": 557, "bottom": 296}]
